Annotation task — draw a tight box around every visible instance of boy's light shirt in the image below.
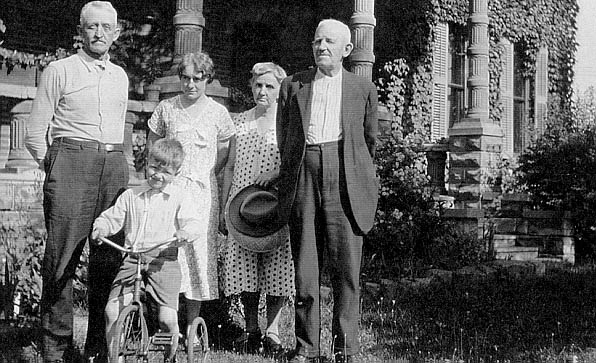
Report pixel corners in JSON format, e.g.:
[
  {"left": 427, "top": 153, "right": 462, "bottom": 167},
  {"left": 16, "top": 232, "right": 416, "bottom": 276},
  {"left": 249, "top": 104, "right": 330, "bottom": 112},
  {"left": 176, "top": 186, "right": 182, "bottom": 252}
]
[{"left": 94, "top": 183, "right": 202, "bottom": 251}]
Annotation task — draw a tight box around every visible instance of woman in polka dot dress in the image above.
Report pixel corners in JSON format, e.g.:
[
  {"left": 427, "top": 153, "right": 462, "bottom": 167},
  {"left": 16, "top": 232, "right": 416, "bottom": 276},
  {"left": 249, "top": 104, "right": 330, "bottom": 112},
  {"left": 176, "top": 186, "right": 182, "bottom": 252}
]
[{"left": 220, "top": 62, "right": 295, "bottom": 356}]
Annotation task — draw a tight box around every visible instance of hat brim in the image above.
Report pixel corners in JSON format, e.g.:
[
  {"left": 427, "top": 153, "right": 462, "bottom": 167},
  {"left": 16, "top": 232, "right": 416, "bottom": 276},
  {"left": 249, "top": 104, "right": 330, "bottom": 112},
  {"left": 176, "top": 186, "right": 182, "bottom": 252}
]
[
  {"left": 227, "top": 218, "right": 289, "bottom": 253},
  {"left": 226, "top": 185, "right": 286, "bottom": 251}
]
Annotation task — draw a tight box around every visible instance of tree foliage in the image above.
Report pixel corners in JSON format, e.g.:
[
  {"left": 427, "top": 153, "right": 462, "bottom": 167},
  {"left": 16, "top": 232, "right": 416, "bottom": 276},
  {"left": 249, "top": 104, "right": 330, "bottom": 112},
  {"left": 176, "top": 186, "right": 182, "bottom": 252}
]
[{"left": 517, "top": 88, "right": 596, "bottom": 259}]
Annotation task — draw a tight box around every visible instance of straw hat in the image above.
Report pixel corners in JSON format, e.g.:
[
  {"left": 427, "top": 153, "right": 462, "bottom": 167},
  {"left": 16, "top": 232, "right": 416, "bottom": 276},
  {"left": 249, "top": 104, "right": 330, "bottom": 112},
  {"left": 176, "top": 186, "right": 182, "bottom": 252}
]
[{"left": 226, "top": 184, "right": 286, "bottom": 252}]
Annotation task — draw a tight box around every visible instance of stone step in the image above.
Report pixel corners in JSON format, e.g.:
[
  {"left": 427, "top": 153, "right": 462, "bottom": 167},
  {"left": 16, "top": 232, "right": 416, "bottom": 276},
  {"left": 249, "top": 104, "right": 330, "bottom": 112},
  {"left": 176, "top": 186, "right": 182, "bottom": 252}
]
[
  {"left": 495, "top": 246, "right": 539, "bottom": 261},
  {"left": 493, "top": 234, "right": 517, "bottom": 248},
  {"left": 534, "top": 256, "right": 566, "bottom": 263},
  {"left": 492, "top": 218, "right": 521, "bottom": 233}
]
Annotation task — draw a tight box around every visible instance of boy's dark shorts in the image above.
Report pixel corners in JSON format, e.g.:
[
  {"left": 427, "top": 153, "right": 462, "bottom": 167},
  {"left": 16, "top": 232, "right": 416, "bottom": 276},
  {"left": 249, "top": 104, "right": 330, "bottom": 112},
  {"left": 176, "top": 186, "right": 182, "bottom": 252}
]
[{"left": 109, "top": 246, "right": 181, "bottom": 310}]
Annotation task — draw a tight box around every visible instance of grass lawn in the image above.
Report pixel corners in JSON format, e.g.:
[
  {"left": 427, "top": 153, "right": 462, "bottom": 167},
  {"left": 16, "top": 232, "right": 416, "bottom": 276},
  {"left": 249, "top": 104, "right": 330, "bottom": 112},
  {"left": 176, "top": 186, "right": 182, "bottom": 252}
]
[{"left": 5, "top": 264, "right": 596, "bottom": 362}]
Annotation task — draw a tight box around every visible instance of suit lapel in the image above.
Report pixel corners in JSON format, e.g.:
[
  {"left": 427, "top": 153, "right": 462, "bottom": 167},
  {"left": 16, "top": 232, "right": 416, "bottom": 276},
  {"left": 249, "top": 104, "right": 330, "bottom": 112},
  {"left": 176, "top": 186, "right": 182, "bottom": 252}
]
[{"left": 297, "top": 69, "right": 317, "bottom": 137}]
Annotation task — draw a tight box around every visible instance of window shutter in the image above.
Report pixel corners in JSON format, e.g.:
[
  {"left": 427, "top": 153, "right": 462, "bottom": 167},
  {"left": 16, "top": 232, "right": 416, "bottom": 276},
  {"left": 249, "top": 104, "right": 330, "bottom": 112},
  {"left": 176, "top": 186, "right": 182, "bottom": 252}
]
[
  {"left": 500, "top": 39, "right": 514, "bottom": 155},
  {"left": 431, "top": 22, "right": 449, "bottom": 142},
  {"left": 534, "top": 47, "right": 548, "bottom": 135}
]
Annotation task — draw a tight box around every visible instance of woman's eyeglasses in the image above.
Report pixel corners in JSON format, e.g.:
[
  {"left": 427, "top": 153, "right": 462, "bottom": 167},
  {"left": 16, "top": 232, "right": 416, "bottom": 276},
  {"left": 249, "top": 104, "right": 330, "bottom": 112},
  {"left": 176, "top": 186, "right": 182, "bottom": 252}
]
[{"left": 180, "top": 73, "right": 210, "bottom": 83}]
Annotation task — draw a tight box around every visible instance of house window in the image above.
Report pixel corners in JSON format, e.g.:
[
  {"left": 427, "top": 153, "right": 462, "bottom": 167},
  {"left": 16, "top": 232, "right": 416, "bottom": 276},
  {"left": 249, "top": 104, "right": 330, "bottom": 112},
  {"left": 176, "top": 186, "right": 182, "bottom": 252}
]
[
  {"left": 513, "top": 45, "right": 534, "bottom": 153},
  {"left": 448, "top": 24, "right": 467, "bottom": 127}
]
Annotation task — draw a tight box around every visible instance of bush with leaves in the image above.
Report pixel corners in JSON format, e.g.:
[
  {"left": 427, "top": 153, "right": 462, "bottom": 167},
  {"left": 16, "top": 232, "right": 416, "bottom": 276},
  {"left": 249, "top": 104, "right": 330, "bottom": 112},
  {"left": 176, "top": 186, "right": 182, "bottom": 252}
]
[
  {"left": 480, "top": 154, "right": 526, "bottom": 195},
  {"left": 366, "top": 129, "right": 487, "bottom": 278},
  {"left": 1, "top": 213, "right": 44, "bottom": 318},
  {"left": 364, "top": 58, "right": 488, "bottom": 280},
  {"left": 517, "top": 87, "right": 596, "bottom": 259},
  {"left": 0, "top": 174, "right": 90, "bottom": 319},
  {"left": 110, "top": 15, "right": 174, "bottom": 93},
  {"left": 518, "top": 124, "right": 596, "bottom": 259}
]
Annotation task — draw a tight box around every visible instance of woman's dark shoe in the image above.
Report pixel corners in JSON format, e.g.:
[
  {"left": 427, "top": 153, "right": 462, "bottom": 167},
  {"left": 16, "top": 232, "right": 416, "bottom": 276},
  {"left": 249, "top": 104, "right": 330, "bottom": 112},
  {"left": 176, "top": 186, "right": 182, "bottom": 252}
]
[
  {"left": 234, "top": 330, "right": 262, "bottom": 354},
  {"left": 262, "top": 335, "right": 283, "bottom": 358}
]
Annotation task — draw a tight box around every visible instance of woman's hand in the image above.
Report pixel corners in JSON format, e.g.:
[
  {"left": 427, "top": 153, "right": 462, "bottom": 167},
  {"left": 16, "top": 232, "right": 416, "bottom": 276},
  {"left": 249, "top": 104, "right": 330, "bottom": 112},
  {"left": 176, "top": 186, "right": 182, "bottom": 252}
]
[{"left": 254, "top": 169, "right": 279, "bottom": 187}]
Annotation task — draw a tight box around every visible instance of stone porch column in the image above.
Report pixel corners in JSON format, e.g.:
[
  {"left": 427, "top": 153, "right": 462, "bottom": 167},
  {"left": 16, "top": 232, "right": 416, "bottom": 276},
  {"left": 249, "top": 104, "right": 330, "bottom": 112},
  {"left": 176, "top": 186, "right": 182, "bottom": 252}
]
[
  {"left": 155, "top": 0, "right": 205, "bottom": 97},
  {"left": 448, "top": 0, "right": 503, "bottom": 203},
  {"left": 4, "top": 101, "right": 36, "bottom": 171},
  {"left": 154, "top": 0, "right": 228, "bottom": 105},
  {"left": 173, "top": 0, "right": 205, "bottom": 64},
  {"left": 349, "top": 0, "right": 376, "bottom": 80}
]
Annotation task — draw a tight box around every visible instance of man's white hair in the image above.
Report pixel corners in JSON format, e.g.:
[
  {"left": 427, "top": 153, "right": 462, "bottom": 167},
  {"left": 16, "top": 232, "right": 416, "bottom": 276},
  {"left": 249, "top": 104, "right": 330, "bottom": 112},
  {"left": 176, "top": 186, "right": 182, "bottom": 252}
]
[
  {"left": 80, "top": 1, "right": 118, "bottom": 26},
  {"left": 316, "top": 19, "right": 352, "bottom": 43}
]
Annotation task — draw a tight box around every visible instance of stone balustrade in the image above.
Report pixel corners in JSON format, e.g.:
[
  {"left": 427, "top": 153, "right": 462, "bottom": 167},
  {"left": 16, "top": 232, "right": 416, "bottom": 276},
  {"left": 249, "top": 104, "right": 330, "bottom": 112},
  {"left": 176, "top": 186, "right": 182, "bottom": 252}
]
[{"left": 442, "top": 194, "right": 575, "bottom": 264}]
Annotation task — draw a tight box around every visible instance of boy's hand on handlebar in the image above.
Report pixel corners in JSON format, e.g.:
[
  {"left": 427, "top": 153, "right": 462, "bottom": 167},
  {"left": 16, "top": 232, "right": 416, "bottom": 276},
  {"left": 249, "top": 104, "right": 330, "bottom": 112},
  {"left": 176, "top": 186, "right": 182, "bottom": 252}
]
[
  {"left": 174, "top": 230, "right": 192, "bottom": 246},
  {"left": 91, "top": 226, "right": 108, "bottom": 243}
]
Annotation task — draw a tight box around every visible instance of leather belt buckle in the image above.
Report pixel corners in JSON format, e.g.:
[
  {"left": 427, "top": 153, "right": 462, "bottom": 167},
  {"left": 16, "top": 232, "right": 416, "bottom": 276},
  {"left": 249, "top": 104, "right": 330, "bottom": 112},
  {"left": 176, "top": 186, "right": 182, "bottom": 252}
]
[{"left": 104, "top": 144, "right": 115, "bottom": 152}]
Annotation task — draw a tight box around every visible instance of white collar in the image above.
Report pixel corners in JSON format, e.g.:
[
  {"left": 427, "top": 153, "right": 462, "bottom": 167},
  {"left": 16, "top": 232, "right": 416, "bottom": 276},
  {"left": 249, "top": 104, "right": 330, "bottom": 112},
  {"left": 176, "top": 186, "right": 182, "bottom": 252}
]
[
  {"left": 315, "top": 68, "right": 342, "bottom": 80},
  {"left": 77, "top": 49, "right": 109, "bottom": 70}
]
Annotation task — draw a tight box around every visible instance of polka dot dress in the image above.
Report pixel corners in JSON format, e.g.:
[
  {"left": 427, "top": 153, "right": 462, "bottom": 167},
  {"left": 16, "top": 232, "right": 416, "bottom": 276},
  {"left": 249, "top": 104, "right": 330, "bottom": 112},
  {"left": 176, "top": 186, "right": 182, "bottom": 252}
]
[{"left": 223, "top": 108, "right": 295, "bottom": 297}]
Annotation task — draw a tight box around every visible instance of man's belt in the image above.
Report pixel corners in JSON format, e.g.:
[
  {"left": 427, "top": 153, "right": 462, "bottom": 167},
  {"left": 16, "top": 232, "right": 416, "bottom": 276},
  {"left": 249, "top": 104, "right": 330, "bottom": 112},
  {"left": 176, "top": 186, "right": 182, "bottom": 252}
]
[
  {"left": 54, "top": 137, "right": 124, "bottom": 152},
  {"left": 305, "top": 140, "right": 342, "bottom": 149}
]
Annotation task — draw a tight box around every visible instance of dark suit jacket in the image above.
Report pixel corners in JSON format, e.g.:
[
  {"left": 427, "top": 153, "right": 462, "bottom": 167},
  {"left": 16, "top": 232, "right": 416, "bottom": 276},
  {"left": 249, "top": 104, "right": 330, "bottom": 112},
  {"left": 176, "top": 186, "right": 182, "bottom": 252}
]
[{"left": 276, "top": 67, "right": 379, "bottom": 235}]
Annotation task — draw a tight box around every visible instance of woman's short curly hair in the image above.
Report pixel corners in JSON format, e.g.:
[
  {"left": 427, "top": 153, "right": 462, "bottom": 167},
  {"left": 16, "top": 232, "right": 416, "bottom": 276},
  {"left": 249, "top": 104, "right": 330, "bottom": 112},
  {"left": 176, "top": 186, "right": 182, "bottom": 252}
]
[
  {"left": 250, "top": 62, "right": 287, "bottom": 86},
  {"left": 178, "top": 52, "right": 215, "bottom": 83}
]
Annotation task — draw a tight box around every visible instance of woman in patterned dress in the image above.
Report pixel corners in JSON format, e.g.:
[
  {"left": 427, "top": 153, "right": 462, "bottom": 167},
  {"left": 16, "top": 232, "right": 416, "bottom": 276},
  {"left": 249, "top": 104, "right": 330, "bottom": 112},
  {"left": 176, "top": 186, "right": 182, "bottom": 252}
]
[
  {"left": 220, "top": 62, "right": 295, "bottom": 356},
  {"left": 147, "top": 52, "right": 235, "bottom": 338}
]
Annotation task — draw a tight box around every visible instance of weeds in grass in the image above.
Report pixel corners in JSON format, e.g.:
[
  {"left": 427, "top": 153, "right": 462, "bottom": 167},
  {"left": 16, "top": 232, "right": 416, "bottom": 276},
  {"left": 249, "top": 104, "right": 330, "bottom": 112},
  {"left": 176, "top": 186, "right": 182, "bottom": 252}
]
[
  {"left": 359, "top": 265, "right": 596, "bottom": 362},
  {"left": 5, "top": 266, "right": 596, "bottom": 362}
]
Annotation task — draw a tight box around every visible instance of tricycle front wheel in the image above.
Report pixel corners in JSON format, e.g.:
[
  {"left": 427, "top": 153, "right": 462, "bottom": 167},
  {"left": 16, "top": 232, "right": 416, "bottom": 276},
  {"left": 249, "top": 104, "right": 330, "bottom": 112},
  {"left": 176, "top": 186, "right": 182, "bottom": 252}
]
[{"left": 110, "top": 304, "right": 149, "bottom": 362}]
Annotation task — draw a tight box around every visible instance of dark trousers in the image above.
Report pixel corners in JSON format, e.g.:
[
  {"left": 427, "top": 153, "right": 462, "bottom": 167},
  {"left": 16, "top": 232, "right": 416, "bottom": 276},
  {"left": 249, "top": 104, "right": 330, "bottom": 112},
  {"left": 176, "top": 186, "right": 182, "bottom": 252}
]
[
  {"left": 41, "top": 138, "right": 128, "bottom": 362},
  {"left": 289, "top": 142, "right": 362, "bottom": 358}
]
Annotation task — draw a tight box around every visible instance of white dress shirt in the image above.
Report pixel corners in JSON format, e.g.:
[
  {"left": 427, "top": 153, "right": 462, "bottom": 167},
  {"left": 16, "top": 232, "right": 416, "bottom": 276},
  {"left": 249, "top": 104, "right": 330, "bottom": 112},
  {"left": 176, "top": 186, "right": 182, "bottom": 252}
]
[{"left": 306, "top": 68, "right": 342, "bottom": 144}]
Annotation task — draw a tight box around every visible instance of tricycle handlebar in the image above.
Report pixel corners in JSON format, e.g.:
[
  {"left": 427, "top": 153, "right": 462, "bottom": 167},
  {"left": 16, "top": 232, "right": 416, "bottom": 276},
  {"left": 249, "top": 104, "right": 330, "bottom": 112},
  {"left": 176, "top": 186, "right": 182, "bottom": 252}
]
[{"left": 97, "top": 236, "right": 178, "bottom": 255}]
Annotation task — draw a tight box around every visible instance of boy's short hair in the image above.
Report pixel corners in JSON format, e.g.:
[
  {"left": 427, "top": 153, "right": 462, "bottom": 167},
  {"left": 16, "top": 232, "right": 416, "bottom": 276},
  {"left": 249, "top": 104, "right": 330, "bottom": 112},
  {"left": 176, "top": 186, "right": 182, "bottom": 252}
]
[{"left": 148, "top": 138, "right": 185, "bottom": 171}]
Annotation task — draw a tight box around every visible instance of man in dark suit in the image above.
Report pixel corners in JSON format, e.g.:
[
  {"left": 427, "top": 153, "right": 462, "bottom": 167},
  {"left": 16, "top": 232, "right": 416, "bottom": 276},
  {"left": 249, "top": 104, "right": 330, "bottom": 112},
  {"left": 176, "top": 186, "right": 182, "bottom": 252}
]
[{"left": 277, "top": 18, "right": 379, "bottom": 363}]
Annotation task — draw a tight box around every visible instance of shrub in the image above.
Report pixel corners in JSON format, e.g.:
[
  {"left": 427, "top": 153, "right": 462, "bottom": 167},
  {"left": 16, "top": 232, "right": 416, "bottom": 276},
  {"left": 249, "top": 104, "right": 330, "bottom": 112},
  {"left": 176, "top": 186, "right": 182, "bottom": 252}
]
[
  {"left": 423, "top": 222, "right": 489, "bottom": 271},
  {"left": 517, "top": 88, "right": 596, "bottom": 260},
  {"left": 365, "top": 58, "right": 488, "bottom": 280},
  {"left": 1, "top": 212, "right": 44, "bottom": 318},
  {"left": 0, "top": 175, "right": 89, "bottom": 319},
  {"left": 480, "top": 154, "right": 526, "bottom": 195}
]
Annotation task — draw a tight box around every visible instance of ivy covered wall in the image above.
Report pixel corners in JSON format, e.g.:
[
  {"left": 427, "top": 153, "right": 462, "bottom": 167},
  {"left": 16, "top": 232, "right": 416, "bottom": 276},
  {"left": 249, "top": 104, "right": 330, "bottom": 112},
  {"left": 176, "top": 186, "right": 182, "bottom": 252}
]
[{"left": 375, "top": 0, "right": 578, "bottom": 138}]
